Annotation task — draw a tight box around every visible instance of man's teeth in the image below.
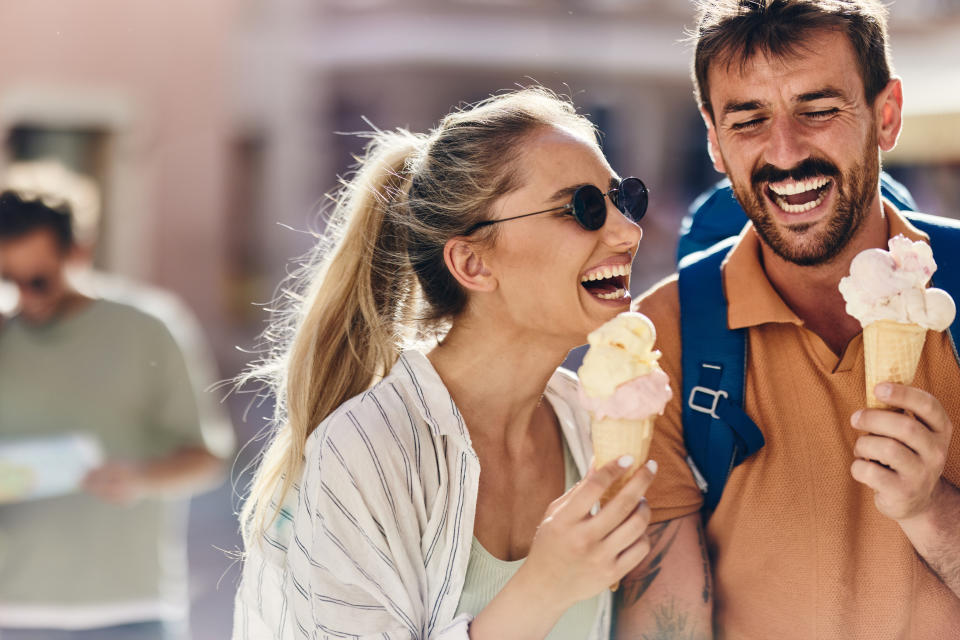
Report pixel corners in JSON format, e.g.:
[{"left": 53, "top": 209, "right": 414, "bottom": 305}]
[
  {"left": 595, "top": 288, "right": 628, "bottom": 300},
  {"left": 580, "top": 263, "right": 631, "bottom": 283},
  {"left": 774, "top": 191, "right": 827, "bottom": 213},
  {"left": 768, "top": 176, "right": 831, "bottom": 213},
  {"left": 768, "top": 177, "right": 830, "bottom": 196}
]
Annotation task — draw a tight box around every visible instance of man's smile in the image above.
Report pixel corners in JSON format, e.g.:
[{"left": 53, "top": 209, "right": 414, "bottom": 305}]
[{"left": 766, "top": 177, "right": 834, "bottom": 214}]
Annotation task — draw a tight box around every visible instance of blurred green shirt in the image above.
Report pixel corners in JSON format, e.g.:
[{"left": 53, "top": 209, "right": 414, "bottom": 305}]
[{"left": 0, "top": 299, "right": 219, "bottom": 627}]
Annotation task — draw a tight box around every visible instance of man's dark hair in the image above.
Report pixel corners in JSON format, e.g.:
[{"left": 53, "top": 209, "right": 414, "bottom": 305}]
[
  {"left": 692, "top": 0, "right": 893, "bottom": 119},
  {"left": 0, "top": 190, "right": 74, "bottom": 251}
]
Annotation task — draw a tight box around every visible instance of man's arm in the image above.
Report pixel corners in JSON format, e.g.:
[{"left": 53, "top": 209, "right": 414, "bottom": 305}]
[
  {"left": 82, "top": 446, "right": 224, "bottom": 505},
  {"left": 614, "top": 512, "right": 713, "bottom": 640},
  {"left": 851, "top": 382, "right": 960, "bottom": 597},
  {"left": 900, "top": 478, "right": 960, "bottom": 595}
]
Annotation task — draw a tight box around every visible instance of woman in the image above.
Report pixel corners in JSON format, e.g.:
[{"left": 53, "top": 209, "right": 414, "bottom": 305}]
[{"left": 234, "top": 87, "right": 656, "bottom": 639}]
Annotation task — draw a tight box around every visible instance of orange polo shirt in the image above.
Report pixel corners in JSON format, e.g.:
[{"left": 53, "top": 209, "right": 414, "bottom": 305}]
[{"left": 637, "top": 209, "right": 960, "bottom": 639}]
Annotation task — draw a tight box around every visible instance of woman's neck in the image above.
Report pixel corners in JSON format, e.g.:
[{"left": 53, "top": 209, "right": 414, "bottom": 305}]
[{"left": 427, "top": 321, "right": 571, "bottom": 451}]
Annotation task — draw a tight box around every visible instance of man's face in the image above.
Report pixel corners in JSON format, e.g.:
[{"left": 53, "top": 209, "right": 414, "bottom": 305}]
[
  {"left": 0, "top": 229, "right": 71, "bottom": 324},
  {"left": 704, "top": 29, "right": 888, "bottom": 266}
]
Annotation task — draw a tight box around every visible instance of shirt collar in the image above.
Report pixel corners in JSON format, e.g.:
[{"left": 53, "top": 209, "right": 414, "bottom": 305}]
[
  {"left": 393, "top": 350, "right": 475, "bottom": 448},
  {"left": 725, "top": 201, "right": 928, "bottom": 330}
]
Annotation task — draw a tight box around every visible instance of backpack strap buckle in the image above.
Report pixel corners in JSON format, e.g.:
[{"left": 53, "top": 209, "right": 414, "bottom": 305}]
[{"left": 688, "top": 385, "right": 728, "bottom": 420}]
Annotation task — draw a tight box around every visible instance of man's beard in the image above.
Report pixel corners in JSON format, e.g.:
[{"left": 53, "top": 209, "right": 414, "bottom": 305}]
[{"left": 728, "top": 133, "right": 880, "bottom": 267}]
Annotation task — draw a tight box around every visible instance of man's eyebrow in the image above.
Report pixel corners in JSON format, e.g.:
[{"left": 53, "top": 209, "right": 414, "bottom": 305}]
[
  {"left": 720, "top": 87, "right": 847, "bottom": 117},
  {"left": 796, "top": 87, "right": 845, "bottom": 103},
  {"left": 720, "top": 99, "right": 765, "bottom": 117}
]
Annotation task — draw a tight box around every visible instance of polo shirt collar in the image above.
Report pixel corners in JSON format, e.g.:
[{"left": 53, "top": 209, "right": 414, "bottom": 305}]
[{"left": 724, "top": 202, "right": 928, "bottom": 330}]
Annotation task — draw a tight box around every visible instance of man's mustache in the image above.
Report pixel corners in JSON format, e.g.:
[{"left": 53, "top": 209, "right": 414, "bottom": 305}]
[{"left": 752, "top": 158, "right": 840, "bottom": 187}]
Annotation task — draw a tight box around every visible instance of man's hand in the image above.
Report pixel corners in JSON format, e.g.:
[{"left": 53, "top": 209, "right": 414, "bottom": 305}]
[
  {"left": 850, "top": 382, "right": 952, "bottom": 521},
  {"left": 81, "top": 447, "right": 224, "bottom": 506},
  {"left": 82, "top": 461, "right": 147, "bottom": 505}
]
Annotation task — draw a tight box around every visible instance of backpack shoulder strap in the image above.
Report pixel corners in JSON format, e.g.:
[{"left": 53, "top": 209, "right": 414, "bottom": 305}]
[
  {"left": 678, "top": 237, "right": 765, "bottom": 513},
  {"left": 906, "top": 213, "right": 960, "bottom": 361}
]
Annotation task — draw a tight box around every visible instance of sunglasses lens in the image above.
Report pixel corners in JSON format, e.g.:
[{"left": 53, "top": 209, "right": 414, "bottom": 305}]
[
  {"left": 572, "top": 185, "right": 606, "bottom": 230},
  {"left": 618, "top": 177, "right": 648, "bottom": 222}
]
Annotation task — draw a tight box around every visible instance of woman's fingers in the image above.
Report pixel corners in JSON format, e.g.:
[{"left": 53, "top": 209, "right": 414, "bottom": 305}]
[
  {"left": 601, "top": 496, "right": 652, "bottom": 555},
  {"left": 558, "top": 455, "right": 639, "bottom": 520},
  {"left": 585, "top": 459, "right": 657, "bottom": 536},
  {"left": 614, "top": 531, "right": 653, "bottom": 578}
]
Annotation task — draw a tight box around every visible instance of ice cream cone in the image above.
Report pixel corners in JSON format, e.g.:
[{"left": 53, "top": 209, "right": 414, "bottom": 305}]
[
  {"left": 863, "top": 319, "right": 928, "bottom": 408},
  {"left": 591, "top": 415, "right": 655, "bottom": 504},
  {"left": 590, "top": 415, "right": 655, "bottom": 591}
]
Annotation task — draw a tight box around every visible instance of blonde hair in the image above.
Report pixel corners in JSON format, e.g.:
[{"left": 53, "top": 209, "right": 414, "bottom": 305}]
[{"left": 239, "top": 86, "right": 598, "bottom": 543}]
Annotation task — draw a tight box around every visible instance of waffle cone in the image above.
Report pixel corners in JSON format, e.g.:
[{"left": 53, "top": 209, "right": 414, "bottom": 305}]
[
  {"left": 863, "top": 320, "right": 927, "bottom": 408},
  {"left": 590, "top": 415, "right": 654, "bottom": 592},
  {"left": 591, "top": 416, "right": 655, "bottom": 505}
]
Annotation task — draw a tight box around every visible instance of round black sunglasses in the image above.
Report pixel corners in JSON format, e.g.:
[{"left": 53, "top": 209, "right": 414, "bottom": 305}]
[{"left": 465, "top": 177, "right": 648, "bottom": 235}]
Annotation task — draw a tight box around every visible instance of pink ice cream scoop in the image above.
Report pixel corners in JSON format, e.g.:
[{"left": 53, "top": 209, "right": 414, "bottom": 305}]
[
  {"left": 577, "top": 368, "right": 672, "bottom": 420},
  {"left": 839, "top": 234, "right": 955, "bottom": 330}
]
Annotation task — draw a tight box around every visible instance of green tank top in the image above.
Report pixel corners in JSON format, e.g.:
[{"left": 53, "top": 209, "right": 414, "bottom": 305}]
[{"left": 454, "top": 439, "right": 601, "bottom": 637}]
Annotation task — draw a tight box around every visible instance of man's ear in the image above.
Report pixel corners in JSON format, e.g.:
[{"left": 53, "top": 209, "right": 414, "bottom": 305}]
[
  {"left": 443, "top": 237, "right": 496, "bottom": 293},
  {"left": 875, "top": 77, "right": 904, "bottom": 152},
  {"left": 701, "top": 106, "right": 727, "bottom": 174}
]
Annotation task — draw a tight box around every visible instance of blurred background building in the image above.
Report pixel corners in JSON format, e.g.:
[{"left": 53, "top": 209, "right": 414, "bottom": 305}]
[{"left": 0, "top": 0, "right": 958, "bottom": 636}]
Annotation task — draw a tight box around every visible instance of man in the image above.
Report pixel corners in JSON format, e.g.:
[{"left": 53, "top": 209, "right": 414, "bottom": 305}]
[
  {"left": 0, "top": 190, "right": 234, "bottom": 639},
  {"left": 617, "top": 2, "right": 960, "bottom": 638}
]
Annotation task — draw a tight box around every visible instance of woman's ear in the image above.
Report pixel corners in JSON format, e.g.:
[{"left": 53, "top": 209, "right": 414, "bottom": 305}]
[{"left": 443, "top": 236, "right": 496, "bottom": 293}]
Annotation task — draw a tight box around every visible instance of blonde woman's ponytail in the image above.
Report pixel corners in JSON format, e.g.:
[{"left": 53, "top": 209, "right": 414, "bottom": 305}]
[{"left": 240, "top": 129, "right": 425, "bottom": 541}]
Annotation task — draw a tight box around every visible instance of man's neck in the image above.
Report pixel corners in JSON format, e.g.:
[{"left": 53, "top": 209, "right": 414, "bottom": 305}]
[{"left": 760, "top": 208, "right": 890, "bottom": 356}]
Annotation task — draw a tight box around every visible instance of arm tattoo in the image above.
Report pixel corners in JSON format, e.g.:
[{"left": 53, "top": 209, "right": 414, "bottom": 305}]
[
  {"left": 640, "top": 599, "right": 710, "bottom": 640},
  {"left": 618, "top": 521, "right": 681, "bottom": 607},
  {"left": 697, "top": 519, "right": 712, "bottom": 604}
]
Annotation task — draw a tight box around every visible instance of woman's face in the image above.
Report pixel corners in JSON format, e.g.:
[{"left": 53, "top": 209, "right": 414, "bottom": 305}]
[{"left": 480, "top": 125, "right": 644, "bottom": 346}]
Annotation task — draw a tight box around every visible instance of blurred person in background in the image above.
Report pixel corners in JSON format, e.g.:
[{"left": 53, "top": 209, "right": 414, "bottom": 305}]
[
  {"left": 1, "top": 160, "right": 233, "bottom": 426},
  {"left": 0, "top": 188, "right": 234, "bottom": 640},
  {"left": 234, "top": 87, "right": 659, "bottom": 638},
  {"left": 622, "top": 1, "right": 960, "bottom": 637}
]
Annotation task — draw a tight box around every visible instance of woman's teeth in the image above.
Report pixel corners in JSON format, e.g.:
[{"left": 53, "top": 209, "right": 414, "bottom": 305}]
[
  {"left": 595, "top": 289, "right": 628, "bottom": 300},
  {"left": 580, "top": 263, "right": 630, "bottom": 301},
  {"left": 580, "top": 263, "right": 631, "bottom": 283}
]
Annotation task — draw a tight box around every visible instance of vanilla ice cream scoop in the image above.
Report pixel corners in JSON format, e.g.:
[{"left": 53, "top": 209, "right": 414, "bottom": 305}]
[
  {"left": 577, "top": 311, "right": 672, "bottom": 419},
  {"left": 839, "top": 235, "right": 956, "bottom": 330},
  {"left": 578, "top": 312, "right": 660, "bottom": 398}
]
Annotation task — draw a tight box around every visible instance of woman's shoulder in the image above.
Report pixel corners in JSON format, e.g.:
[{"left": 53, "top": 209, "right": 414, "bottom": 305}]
[
  {"left": 307, "top": 375, "right": 422, "bottom": 457},
  {"left": 303, "top": 354, "right": 444, "bottom": 483}
]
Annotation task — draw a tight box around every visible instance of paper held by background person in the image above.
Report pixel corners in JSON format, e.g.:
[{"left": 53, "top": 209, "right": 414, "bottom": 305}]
[
  {"left": 0, "top": 433, "right": 104, "bottom": 503},
  {"left": 578, "top": 311, "right": 672, "bottom": 501},
  {"left": 839, "top": 234, "right": 957, "bottom": 408}
]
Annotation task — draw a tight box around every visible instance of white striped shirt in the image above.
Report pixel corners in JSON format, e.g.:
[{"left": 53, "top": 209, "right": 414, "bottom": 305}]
[{"left": 233, "top": 350, "right": 612, "bottom": 639}]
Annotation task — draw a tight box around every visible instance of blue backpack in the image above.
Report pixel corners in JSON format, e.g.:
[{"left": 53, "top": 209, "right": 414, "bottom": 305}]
[{"left": 677, "top": 179, "right": 960, "bottom": 513}]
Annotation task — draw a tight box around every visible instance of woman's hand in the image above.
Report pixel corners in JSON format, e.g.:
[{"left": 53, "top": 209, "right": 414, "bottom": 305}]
[
  {"left": 521, "top": 454, "right": 657, "bottom": 608},
  {"left": 469, "top": 455, "right": 656, "bottom": 639}
]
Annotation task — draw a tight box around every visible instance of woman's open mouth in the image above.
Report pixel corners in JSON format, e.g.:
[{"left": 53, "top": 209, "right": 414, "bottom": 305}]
[{"left": 580, "top": 263, "right": 630, "bottom": 301}]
